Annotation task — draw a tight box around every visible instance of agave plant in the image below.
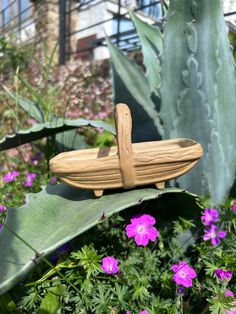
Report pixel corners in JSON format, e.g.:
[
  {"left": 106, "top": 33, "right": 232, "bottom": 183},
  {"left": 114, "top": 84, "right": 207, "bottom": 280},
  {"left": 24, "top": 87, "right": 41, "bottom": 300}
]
[{"left": 109, "top": 0, "right": 236, "bottom": 205}]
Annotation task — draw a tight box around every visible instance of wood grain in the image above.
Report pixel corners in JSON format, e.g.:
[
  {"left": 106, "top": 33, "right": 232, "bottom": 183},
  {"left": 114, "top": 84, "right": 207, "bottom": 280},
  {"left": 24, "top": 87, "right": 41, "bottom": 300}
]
[{"left": 50, "top": 103, "right": 203, "bottom": 196}]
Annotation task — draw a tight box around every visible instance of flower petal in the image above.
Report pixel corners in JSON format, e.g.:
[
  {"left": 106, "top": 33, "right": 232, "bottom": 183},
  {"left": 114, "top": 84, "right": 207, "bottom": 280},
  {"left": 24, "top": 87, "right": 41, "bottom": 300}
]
[
  {"left": 134, "top": 233, "right": 149, "bottom": 246},
  {"left": 139, "top": 214, "right": 156, "bottom": 227},
  {"left": 218, "top": 231, "right": 227, "bottom": 238}
]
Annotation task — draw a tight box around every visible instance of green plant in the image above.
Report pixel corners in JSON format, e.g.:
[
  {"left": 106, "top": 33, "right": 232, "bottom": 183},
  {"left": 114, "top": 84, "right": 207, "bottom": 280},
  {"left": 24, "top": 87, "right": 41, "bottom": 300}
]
[
  {"left": 0, "top": 182, "right": 192, "bottom": 295},
  {"left": 0, "top": 36, "right": 32, "bottom": 78},
  {"left": 109, "top": 2, "right": 236, "bottom": 206},
  {"left": 2, "top": 190, "right": 236, "bottom": 314}
]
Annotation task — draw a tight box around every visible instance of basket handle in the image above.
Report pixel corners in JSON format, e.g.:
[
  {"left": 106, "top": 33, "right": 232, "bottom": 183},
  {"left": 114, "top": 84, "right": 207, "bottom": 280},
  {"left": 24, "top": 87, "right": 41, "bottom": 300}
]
[{"left": 115, "top": 103, "right": 136, "bottom": 188}]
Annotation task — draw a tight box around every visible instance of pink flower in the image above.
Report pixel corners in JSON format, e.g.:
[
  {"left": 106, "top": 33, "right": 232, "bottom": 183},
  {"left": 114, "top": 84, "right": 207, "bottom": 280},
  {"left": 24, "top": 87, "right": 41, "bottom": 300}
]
[
  {"left": 171, "top": 261, "right": 197, "bottom": 288},
  {"left": 22, "top": 172, "right": 36, "bottom": 187},
  {"left": 3, "top": 171, "right": 20, "bottom": 183},
  {"left": 215, "top": 269, "right": 233, "bottom": 282},
  {"left": 201, "top": 208, "right": 219, "bottom": 225},
  {"left": 232, "top": 205, "right": 236, "bottom": 211},
  {"left": 0, "top": 205, "right": 7, "bottom": 212},
  {"left": 125, "top": 214, "right": 158, "bottom": 246},
  {"left": 27, "top": 118, "right": 37, "bottom": 125},
  {"left": 27, "top": 173, "right": 36, "bottom": 180},
  {"left": 101, "top": 256, "right": 119, "bottom": 274},
  {"left": 225, "top": 290, "right": 235, "bottom": 298},
  {"left": 227, "top": 309, "right": 236, "bottom": 314},
  {"left": 203, "top": 225, "right": 227, "bottom": 245}
]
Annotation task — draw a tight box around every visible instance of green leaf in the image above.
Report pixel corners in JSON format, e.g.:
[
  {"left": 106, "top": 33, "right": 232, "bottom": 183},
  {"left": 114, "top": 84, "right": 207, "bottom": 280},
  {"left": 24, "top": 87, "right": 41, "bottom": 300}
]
[
  {"left": 107, "top": 38, "right": 163, "bottom": 142},
  {"left": 19, "top": 76, "right": 46, "bottom": 112},
  {"left": 0, "top": 293, "right": 16, "bottom": 313},
  {"left": 129, "top": 11, "right": 162, "bottom": 92},
  {"left": 160, "top": 0, "right": 236, "bottom": 205},
  {"left": 3, "top": 87, "right": 45, "bottom": 123},
  {"left": 55, "top": 129, "right": 88, "bottom": 151},
  {"left": 0, "top": 118, "right": 115, "bottom": 151},
  {"left": 0, "top": 184, "right": 197, "bottom": 295},
  {"left": 38, "top": 285, "right": 64, "bottom": 314}
]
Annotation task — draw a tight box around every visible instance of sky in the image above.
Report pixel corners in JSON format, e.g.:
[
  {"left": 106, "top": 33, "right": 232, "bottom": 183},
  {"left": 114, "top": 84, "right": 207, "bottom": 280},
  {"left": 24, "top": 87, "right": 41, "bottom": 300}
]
[{"left": 2, "top": 0, "right": 29, "bottom": 10}]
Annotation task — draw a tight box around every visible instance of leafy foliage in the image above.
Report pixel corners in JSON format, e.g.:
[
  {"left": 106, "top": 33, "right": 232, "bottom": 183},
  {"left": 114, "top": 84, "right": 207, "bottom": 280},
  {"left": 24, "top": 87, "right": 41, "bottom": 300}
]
[
  {"left": 0, "top": 182, "right": 188, "bottom": 295},
  {"left": 2, "top": 199, "right": 236, "bottom": 314}
]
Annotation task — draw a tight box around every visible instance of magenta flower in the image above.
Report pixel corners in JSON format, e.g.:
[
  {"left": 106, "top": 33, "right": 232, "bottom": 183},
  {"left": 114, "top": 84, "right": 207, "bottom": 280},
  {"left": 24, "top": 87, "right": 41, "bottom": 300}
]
[
  {"left": 201, "top": 208, "right": 219, "bottom": 225},
  {"left": 203, "top": 225, "right": 227, "bottom": 245},
  {"left": 215, "top": 269, "right": 233, "bottom": 282},
  {"left": 227, "top": 309, "right": 236, "bottom": 314},
  {"left": 50, "top": 176, "right": 57, "bottom": 185},
  {"left": 125, "top": 214, "right": 158, "bottom": 246},
  {"left": 0, "top": 205, "right": 7, "bottom": 212},
  {"left": 225, "top": 290, "right": 234, "bottom": 298},
  {"left": 101, "top": 256, "right": 119, "bottom": 274},
  {"left": 3, "top": 171, "right": 20, "bottom": 183},
  {"left": 232, "top": 204, "right": 236, "bottom": 211},
  {"left": 22, "top": 172, "right": 36, "bottom": 187},
  {"left": 171, "top": 261, "right": 197, "bottom": 288},
  {"left": 27, "top": 173, "right": 36, "bottom": 180}
]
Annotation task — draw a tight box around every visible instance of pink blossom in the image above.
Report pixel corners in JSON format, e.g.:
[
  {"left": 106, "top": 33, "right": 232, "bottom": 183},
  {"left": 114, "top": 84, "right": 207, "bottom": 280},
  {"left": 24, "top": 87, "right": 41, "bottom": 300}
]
[
  {"left": 27, "top": 118, "right": 37, "bottom": 125},
  {"left": 215, "top": 269, "right": 233, "bottom": 282},
  {"left": 171, "top": 261, "right": 197, "bottom": 288},
  {"left": 125, "top": 214, "right": 158, "bottom": 246},
  {"left": 3, "top": 171, "right": 20, "bottom": 183},
  {"left": 232, "top": 204, "right": 236, "bottom": 211},
  {"left": 225, "top": 290, "right": 235, "bottom": 298},
  {"left": 227, "top": 309, "right": 236, "bottom": 314},
  {"left": 201, "top": 208, "right": 219, "bottom": 225},
  {"left": 8, "top": 148, "right": 19, "bottom": 157},
  {"left": 0, "top": 205, "right": 7, "bottom": 212},
  {"left": 22, "top": 172, "right": 36, "bottom": 187},
  {"left": 101, "top": 256, "right": 119, "bottom": 274},
  {"left": 203, "top": 225, "right": 227, "bottom": 245}
]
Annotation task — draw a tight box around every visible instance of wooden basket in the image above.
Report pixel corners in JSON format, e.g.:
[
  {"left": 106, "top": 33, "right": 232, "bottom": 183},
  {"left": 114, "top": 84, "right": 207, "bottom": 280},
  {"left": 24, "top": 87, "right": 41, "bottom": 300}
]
[{"left": 50, "top": 103, "right": 203, "bottom": 197}]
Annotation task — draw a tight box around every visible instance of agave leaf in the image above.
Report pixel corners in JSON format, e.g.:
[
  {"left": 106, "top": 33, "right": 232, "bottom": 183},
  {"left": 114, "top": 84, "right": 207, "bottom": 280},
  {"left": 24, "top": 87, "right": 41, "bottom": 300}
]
[
  {"left": 0, "top": 118, "right": 115, "bottom": 151},
  {"left": 129, "top": 10, "right": 162, "bottom": 93},
  {"left": 107, "top": 38, "right": 163, "bottom": 142},
  {"left": 55, "top": 129, "right": 88, "bottom": 151},
  {"left": 0, "top": 184, "right": 197, "bottom": 295},
  {"left": 3, "top": 87, "right": 45, "bottom": 123},
  {"left": 160, "top": 0, "right": 236, "bottom": 204}
]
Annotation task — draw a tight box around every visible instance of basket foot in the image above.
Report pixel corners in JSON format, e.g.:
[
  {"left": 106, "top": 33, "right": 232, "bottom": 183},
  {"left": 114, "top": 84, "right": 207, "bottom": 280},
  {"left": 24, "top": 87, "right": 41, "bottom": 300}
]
[
  {"left": 94, "top": 189, "right": 104, "bottom": 197},
  {"left": 155, "top": 182, "right": 165, "bottom": 189}
]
